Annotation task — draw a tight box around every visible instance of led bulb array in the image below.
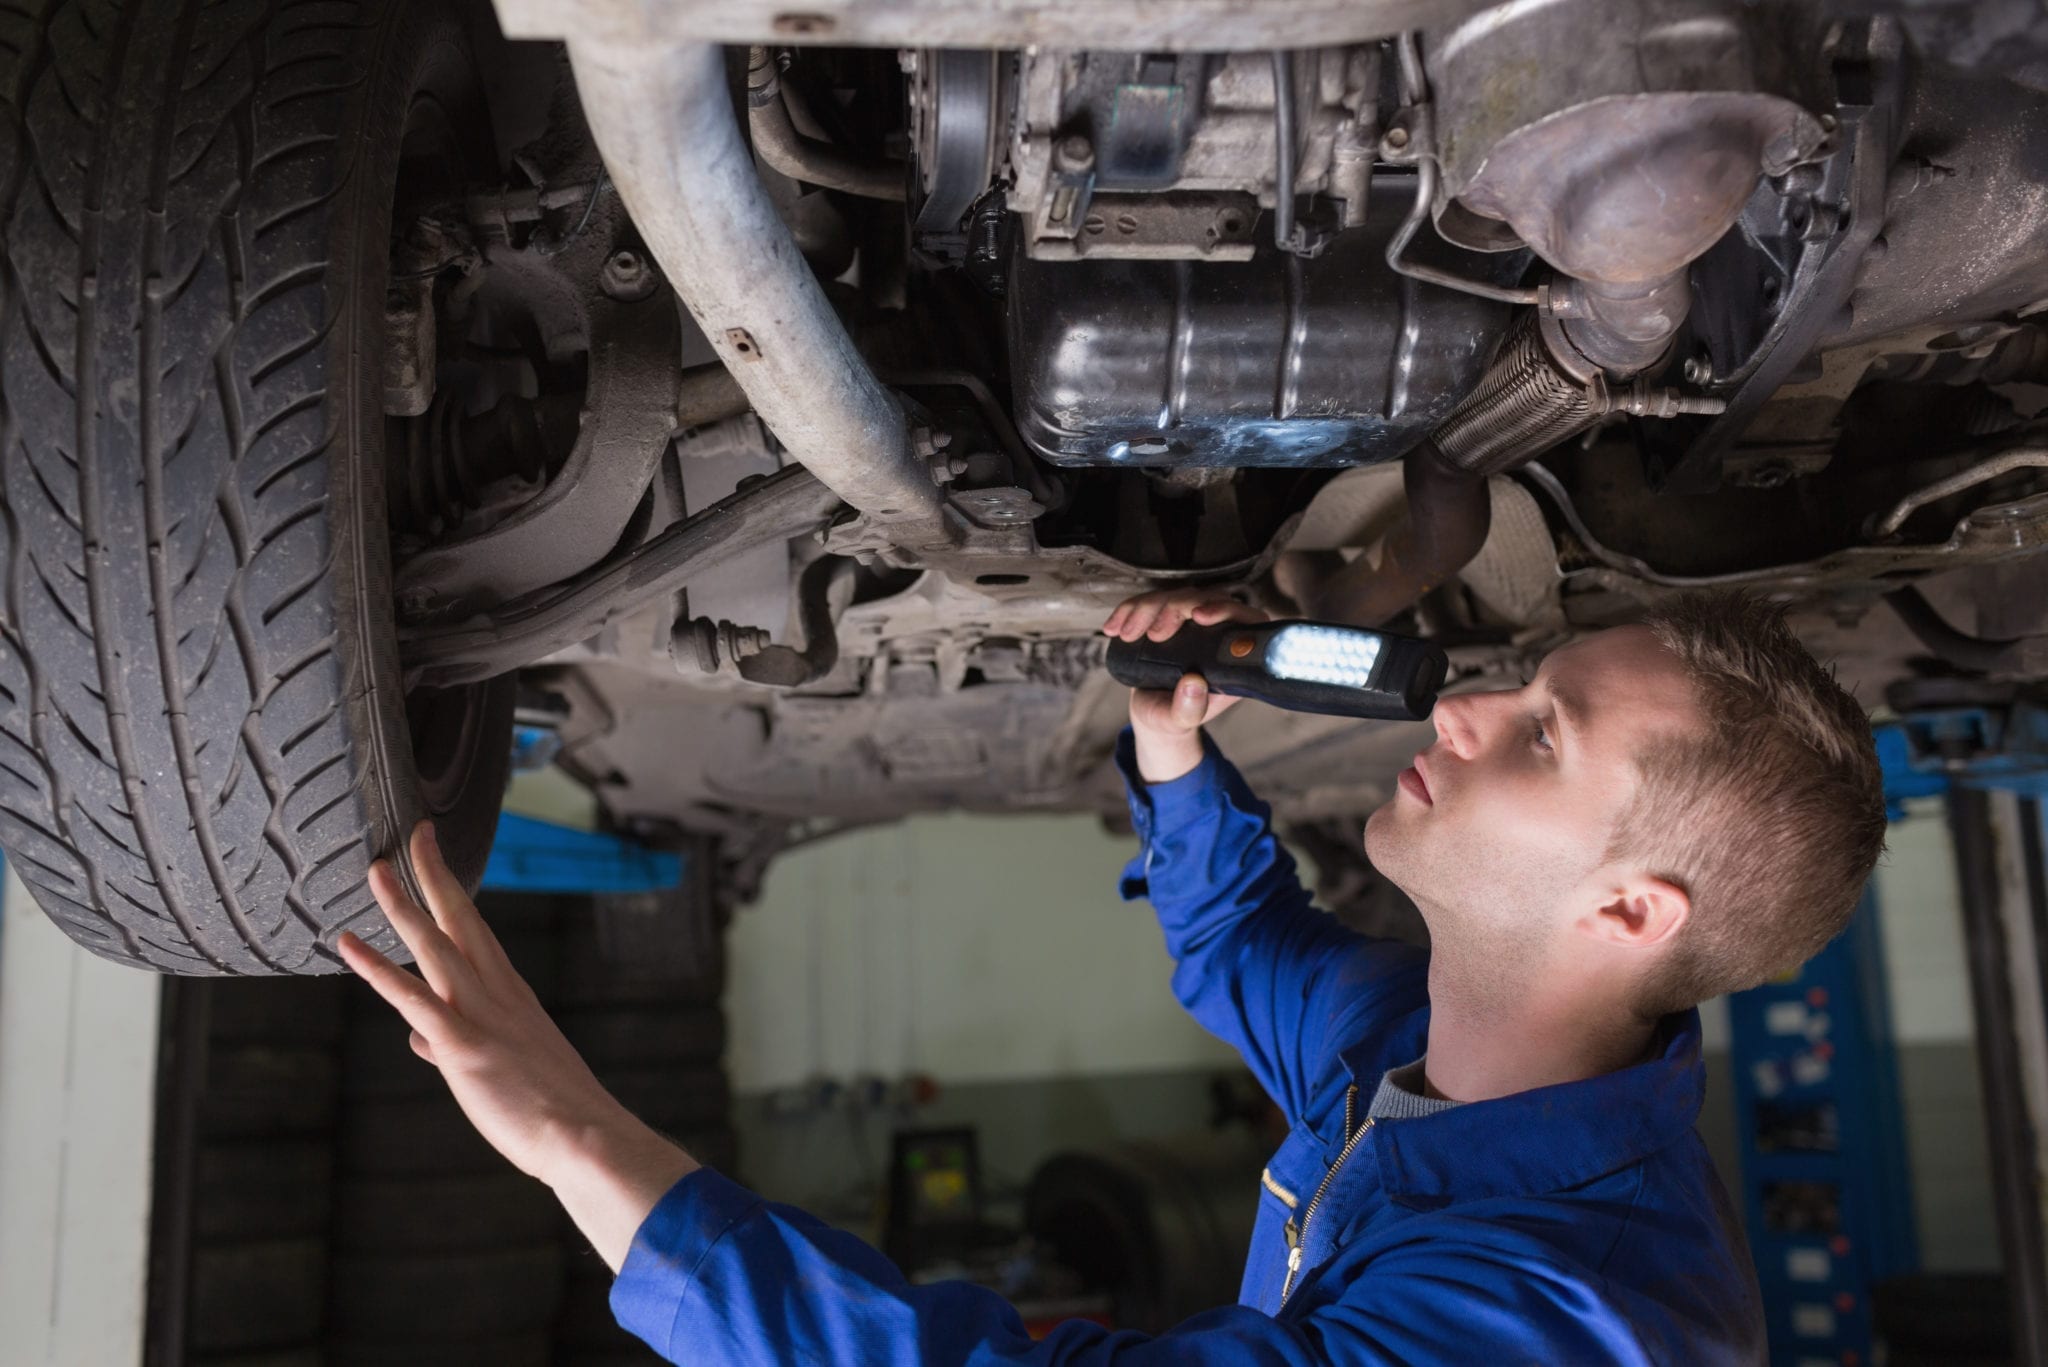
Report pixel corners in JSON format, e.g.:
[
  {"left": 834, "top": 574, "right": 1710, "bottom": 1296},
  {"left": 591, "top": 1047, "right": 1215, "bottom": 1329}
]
[{"left": 1264, "top": 624, "right": 1384, "bottom": 687}]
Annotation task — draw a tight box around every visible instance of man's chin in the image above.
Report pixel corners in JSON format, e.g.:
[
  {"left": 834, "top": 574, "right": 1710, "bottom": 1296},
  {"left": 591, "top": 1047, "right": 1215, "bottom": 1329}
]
[{"left": 1362, "top": 802, "right": 1402, "bottom": 864}]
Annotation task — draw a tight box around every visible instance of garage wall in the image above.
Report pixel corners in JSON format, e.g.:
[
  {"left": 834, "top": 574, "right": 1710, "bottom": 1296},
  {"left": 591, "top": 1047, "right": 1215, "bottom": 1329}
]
[
  {"left": 1868, "top": 796, "right": 2002, "bottom": 1272},
  {"left": 0, "top": 867, "right": 159, "bottom": 1367},
  {"left": 725, "top": 811, "right": 1256, "bottom": 1230},
  {"left": 728, "top": 811, "right": 1244, "bottom": 1091}
]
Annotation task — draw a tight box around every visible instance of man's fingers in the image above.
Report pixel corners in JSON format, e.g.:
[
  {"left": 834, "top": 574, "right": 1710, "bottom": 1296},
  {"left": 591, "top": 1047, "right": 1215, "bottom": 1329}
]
[
  {"left": 337, "top": 931, "right": 459, "bottom": 1038},
  {"left": 1119, "top": 600, "right": 1160, "bottom": 641},
  {"left": 1190, "top": 600, "right": 1260, "bottom": 626},
  {"left": 367, "top": 859, "right": 477, "bottom": 1001},
  {"left": 1146, "top": 601, "right": 1195, "bottom": 641},
  {"left": 1109, "top": 590, "right": 1258, "bottom": 642},
  {"left": 407, "top": 821, "right": 470, "bottom": 928},
  {"left": 406, "top": 822, "right": 517, "bottom": 975}
]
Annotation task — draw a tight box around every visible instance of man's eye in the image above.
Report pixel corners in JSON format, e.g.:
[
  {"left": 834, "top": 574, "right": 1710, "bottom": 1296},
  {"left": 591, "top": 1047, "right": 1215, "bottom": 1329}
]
[{"left": 1532, "top": 719, "right": 1554, "bottom": 752}]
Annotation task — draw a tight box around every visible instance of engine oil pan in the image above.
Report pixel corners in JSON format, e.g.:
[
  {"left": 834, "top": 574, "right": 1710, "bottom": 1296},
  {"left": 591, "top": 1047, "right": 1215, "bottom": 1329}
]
[{"left": 1007, "top": 178, "right": 1526, "bottom": 468}]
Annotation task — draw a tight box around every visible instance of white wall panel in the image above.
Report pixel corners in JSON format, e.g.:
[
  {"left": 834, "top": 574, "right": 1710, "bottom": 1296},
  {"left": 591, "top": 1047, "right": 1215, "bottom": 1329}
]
[{"left": 0, "top": 868, "right": 159, "bottom": 1367}]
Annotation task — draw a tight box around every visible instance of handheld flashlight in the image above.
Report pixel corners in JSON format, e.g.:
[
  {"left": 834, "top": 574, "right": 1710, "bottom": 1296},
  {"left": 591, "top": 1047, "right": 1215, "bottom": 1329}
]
[{"left": 1106, "top": 618, "right": 1447, "bottom": 722}]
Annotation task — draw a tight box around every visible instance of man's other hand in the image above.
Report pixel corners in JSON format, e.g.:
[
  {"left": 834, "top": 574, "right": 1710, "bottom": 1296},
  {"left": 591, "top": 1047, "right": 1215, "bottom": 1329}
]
[
  {"left": 1103, "top": 589, "right": 1268, "bottom": 783},
  {"left": 337, "top": 822, "right": 696, "bottom": 1270}
]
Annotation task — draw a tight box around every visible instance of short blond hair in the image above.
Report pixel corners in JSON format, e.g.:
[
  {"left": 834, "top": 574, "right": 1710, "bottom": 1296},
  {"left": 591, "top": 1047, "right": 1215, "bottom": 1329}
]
[{"left": 1608, "top": 593, "right": 1888, "bottom": 1017}]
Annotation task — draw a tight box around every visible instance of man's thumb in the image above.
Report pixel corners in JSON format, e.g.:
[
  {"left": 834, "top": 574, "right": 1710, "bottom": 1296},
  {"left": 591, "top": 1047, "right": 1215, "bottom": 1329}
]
[{"left": 1174, "top": 675, "right": 1207, "bottom": 727}]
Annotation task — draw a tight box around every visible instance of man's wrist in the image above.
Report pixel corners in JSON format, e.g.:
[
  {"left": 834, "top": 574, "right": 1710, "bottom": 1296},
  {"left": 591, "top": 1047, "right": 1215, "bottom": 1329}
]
[
  {"left": 1134, "top": 728, "right": 1205, "bottom": 784},
  {"left": 543, "top": 1100, "right": 701, "bottom": 1272}
]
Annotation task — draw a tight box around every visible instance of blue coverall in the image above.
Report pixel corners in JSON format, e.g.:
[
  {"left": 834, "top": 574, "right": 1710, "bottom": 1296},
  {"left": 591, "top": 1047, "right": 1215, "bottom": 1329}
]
[{"left": 610, "top": 728, "right": 1767, "bottom": 1363}]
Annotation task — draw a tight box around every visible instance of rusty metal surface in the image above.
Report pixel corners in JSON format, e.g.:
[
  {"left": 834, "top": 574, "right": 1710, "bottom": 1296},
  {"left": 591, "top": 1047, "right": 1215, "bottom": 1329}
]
[
  {"left": 1519, "top": 459, "right": 2048, "bottom": 598},
  {"left": 1434, "top": 0, "right": 1829, "bottom": 283},
  {"left": 402, "top": 466, "right": 846, "bottom": 686},
  {"left": 394, "top": 286, "right": 683, "bottom": 614},
  {"left": 494, "top": 0, "right": 1493, "bottom": 52},
  {"left": 565, "top": 40, "right": 952, "bottom": 540}
]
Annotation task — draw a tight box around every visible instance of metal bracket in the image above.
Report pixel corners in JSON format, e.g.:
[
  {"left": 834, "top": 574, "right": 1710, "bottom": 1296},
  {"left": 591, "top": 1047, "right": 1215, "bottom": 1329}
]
[{"left": 395, "top": 288, "right": 684, "bottom": 615}]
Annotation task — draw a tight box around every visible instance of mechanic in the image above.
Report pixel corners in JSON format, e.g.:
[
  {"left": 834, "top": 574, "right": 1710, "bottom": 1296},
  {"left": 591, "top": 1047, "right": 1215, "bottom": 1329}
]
[{"left": 338, "top": 586, "right": 1887, "bottom": 1365}]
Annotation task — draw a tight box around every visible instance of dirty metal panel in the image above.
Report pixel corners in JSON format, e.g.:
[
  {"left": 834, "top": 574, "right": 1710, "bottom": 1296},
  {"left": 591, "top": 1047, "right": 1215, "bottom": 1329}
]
[{"left": 495, "top": 0, "right": 1494, "bottom": 52}]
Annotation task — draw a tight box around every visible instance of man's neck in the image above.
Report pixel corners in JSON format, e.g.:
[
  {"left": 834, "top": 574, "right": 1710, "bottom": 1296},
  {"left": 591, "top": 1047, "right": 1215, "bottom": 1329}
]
[{"left": 1418, "top": 947, "right": 1658, "bottom": 1104}]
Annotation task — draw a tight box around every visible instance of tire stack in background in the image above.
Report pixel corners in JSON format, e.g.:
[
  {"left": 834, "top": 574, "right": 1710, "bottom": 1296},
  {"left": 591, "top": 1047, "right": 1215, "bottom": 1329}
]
[
  {"left": 326, "top": 891, "right": 568, "bottom": 1367},
  {"left": 148, "top": 862, "right": 740, "bottom": 1367},
  {"left": 551, "top": 871, "right": 738, "bottom": 1367},
  {"left": 176, "top": 978, "right": 345, "bottom": 1367}
]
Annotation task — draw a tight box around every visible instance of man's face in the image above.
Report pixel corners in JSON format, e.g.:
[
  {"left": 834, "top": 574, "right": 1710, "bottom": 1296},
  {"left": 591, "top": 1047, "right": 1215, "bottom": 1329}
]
[{"left": 1364, "top": 626, "right": 1704, "bottom": 963}]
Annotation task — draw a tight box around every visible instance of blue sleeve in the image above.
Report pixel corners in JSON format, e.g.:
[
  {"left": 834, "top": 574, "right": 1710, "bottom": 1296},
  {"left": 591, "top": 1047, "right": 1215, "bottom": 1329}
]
[
  {"left": 1113, "top": 726, "right": 1417, "bottom": 1124},
  {"left": 609, "top": 1167, "right": 1658, "bottom": 1366}
]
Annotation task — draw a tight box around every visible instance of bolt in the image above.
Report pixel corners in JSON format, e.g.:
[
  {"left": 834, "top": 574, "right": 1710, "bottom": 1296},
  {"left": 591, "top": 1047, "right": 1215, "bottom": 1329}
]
[
  {"left": 1083, "top": 213, "right": 1106, "bottom": 235},
  {"left": 1384, "top": 125, "right": 1410, "bottom": 151},
  {"left": 1907, "top": 157, "right": 1955, "bottom": 192},
  {"left": 1114, "top": 212, "right": 1139, "bottom": 235},
  {"left": 1683, "top": 354, "right": 1712, "bottom": 385},
  {"left": 1054, "top": 135, "right": 1095, "bottom": 173}
]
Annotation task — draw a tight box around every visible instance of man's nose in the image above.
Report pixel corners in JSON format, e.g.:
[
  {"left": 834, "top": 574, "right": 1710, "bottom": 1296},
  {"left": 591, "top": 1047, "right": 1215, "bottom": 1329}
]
[
  {"left": 1432, "top": 695, "right": 1479, "bottom": 758},
  {"left": 1432, "top": 690, "right": 1515, "bottom": 758}
]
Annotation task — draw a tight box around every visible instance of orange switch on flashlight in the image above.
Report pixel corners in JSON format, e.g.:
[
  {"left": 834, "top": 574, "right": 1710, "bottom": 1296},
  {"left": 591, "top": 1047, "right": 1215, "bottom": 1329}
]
[{"left": 1228, "top": 635, "right": 1255, "bottom": 658}]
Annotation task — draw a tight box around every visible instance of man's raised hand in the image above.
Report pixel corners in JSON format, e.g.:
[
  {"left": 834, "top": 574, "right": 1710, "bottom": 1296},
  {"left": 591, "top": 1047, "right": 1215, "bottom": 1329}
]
[
  {"left": 1102, "top": 588, "right": 1268, "bottom": 782},
  {"left": 336, "top": 823, "right": 634, "bottom": 1183},
  {"left": 336, "top": 822, "right": 695, "bottom": 1270}
]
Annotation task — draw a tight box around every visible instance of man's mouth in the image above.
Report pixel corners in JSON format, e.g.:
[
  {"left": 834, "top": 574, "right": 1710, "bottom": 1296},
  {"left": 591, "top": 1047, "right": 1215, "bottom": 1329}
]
[{"left": 1398, "top": 754, "right": 1433, "bottom": 805}]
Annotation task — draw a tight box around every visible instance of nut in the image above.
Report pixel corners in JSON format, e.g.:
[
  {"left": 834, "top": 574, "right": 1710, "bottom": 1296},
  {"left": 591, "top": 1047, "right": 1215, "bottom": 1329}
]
[
  {"left": 601, "top": 249, "right": 657, "bottom": 301},
  {"left": 1054, "top": 135, "right": 1095, "bottom": 173}
]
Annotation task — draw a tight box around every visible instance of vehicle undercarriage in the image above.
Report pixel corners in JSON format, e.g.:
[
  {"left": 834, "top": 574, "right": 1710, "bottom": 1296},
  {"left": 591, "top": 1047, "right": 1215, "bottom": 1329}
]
[{"left": 6, "top": 0, "right": 2048, "bottom": 968}]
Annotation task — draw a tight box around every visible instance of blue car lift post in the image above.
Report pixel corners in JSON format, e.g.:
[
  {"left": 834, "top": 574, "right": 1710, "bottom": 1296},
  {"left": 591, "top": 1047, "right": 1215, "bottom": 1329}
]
[
  {"left": 1726, "top": 773, "right": 1918, "bottom": 1365},
  {"left": 478, "top": 812, "right": 685, "bottom": 896},
  {"left": 1730, "top": 710, "right": 2048, "bottom": 1366},
  {"left": 1886, "top": 705, "right": 2048, "bottom": 1364}
]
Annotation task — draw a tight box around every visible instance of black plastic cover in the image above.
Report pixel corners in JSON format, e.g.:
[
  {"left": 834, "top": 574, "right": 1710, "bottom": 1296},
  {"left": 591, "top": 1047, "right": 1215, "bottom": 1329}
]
[{"left": 1008, "top": 178, "right": 1525, "bottom": 467}]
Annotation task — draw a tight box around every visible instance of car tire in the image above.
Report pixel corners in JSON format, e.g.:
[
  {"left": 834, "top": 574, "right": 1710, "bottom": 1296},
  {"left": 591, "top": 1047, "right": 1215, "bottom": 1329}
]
[{"left": 0, "top": 0, "right": 512, "bottom": 975}]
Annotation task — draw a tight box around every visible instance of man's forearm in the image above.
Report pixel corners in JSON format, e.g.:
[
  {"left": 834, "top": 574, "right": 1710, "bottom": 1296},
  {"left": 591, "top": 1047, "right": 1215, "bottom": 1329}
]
[
  {"left": 545, "top": 1101, "right": 701, "bottom": 1272},
  {"left": 1134, "top": 726, "right": 1207, "bottom": 784}
]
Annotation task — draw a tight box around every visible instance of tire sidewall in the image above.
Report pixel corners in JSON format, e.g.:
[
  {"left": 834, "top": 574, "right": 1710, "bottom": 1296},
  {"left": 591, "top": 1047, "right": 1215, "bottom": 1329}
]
[{"left": 330, "top": 1, "right": 510, "bottom": 901}]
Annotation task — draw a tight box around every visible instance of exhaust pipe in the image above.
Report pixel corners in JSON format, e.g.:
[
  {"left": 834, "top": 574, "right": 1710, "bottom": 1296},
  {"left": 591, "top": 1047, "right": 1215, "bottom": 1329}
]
[{"left": 564, "top": 41, "right": 950, "bottom": 544}]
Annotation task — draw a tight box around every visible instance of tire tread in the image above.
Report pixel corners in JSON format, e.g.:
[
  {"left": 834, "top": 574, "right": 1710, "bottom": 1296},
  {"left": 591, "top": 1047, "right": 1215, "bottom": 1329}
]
[{"left": 0, "top": 0, "right": 483, "bottom": 974}]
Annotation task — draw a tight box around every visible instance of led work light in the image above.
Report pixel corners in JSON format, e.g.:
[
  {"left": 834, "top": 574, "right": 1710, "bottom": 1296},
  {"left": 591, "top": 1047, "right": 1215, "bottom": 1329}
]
[{"left": 1106, "top": 619, "right": 1447, "bottom": 722}]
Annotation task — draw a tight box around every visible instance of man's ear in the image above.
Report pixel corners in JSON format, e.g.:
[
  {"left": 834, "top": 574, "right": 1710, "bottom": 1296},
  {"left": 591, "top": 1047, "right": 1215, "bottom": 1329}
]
[{"left": 1578, "top": 871, "right": 1690, "bottom": 950}]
